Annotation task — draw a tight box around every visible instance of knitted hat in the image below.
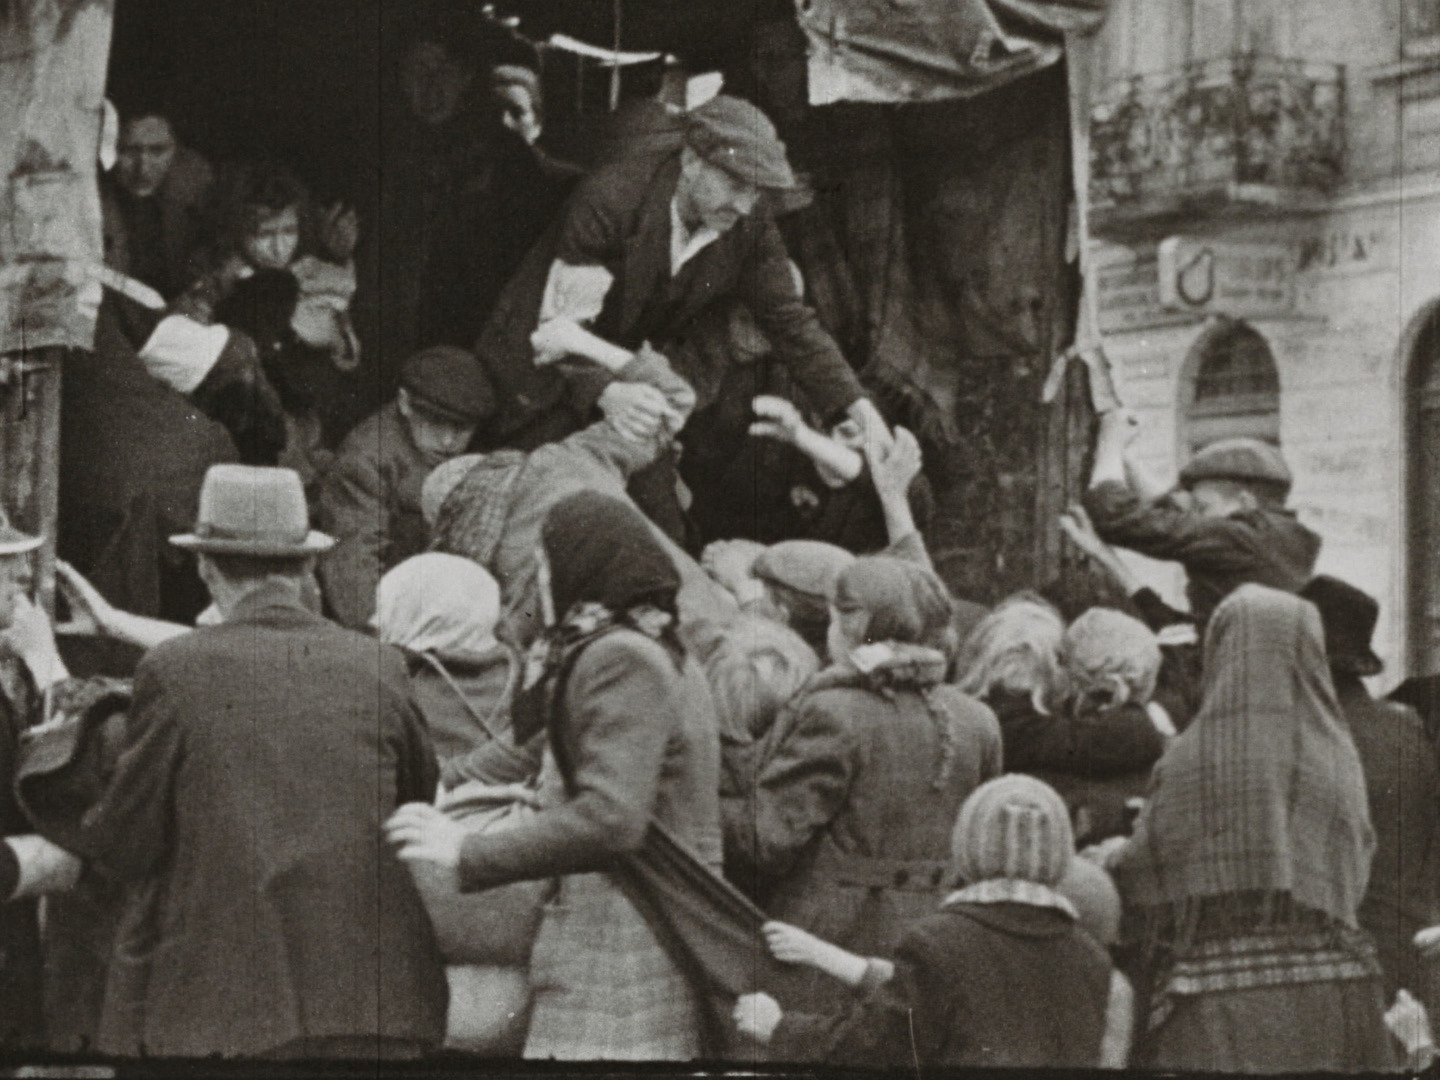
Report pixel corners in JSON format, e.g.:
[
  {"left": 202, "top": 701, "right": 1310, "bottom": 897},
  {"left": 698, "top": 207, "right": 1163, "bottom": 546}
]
[
  {"left": 951, "top": 775, "right": 1074, "bottom": 888},
  {"left": 1179, "top": 437, "right": 1291, "bottom": 495},
  {"left": 400, "top": 345, "right": 495, "bottom": 424},
  {"left": 683, "top": 95, "right": 796, "bottom": 191}
]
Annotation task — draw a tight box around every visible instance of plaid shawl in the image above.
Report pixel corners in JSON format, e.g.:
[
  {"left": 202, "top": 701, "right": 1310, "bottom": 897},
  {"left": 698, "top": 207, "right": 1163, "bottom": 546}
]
[
  {"left": 1113, "top": 585, "right": 1374, "bottom": 928},
  {"left": 429, "top": 450, "right": 529, "bottom": 570}
]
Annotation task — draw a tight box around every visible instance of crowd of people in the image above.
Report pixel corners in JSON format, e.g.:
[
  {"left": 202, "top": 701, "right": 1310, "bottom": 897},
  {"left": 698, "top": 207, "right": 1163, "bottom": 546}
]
[{"left": 0, "top": 17, "right": 1437, "bottom": 1071}]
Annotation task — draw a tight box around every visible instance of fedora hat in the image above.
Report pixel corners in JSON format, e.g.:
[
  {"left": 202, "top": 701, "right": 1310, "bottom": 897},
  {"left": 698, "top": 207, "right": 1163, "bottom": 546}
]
[
  {"left": 1300, "top": 575, "right": 1384, "bottom": 678},
  {"left": 170, "top": 465, "right": 334, "bottom": 557}
]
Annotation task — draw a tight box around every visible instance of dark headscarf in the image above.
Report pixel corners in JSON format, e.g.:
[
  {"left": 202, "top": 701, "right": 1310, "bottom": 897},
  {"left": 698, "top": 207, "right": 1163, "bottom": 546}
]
[
  {"left": 833, "top": 556, "right": 954, "bottom": 650},
  {"left": 541, "top": 490, "right": 681, "bottom": 620},
  {"left": 511, "top": 492, "right": 684, "bottom": 745}
]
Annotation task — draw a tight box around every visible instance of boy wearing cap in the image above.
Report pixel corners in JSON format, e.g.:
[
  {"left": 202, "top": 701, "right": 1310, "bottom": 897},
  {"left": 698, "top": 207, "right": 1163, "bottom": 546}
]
[
  {"left": 75, "top": 465, "right": 446, "bottom": 1059},
  {"left": 318, "top": 344, "right": 493, "bottom": 627},
  {"left": 1082, "top": 410, "right": 1320, "bottom": 629},
  {"left": 472, "top": 94, "right": 886, "bottom": 533}
]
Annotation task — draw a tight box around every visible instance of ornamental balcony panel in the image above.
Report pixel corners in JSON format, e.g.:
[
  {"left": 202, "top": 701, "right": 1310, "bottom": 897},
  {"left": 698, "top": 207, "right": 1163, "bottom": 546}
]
[{"left": 1089, "top": 55, "right": 1346, "bottom": 235}]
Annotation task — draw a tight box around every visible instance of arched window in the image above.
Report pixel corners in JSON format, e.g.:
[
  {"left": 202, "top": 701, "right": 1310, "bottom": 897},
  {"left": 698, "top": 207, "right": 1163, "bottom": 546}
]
[{"left": 1179, "top": 318, "right": 1281, "bottom": 456}]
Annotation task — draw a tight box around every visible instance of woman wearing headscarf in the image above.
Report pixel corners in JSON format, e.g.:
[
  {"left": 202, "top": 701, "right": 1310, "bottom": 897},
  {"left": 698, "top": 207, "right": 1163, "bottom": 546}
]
[
  {"left": 373, "top": 554, "right": 517, "bottom": 764},
  {"left": 1108, "top": 585, "right": 1393, "bottom": 1072},
  {"left": 388, "top": 491, "right": 722, "bottom": 1060},
  {"left": 724, "top": 556, "right": 1001, "bottom": 1013}
]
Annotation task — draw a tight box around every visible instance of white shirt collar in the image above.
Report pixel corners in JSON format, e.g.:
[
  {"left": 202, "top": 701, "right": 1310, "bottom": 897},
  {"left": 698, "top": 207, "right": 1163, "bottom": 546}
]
[{"left": 670, "top": 197, "right": 720, "bottom": 277}]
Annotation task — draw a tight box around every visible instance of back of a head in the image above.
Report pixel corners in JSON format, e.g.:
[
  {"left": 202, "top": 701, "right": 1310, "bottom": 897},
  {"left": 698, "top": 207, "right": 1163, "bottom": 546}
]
[
  {"left": 699, "top": 614, "right": 819, "bottom": 742},
  {"left": 833, "top": 556, "right": 954, "bottom": 651},
  {"left": 1179, "top": 437, "right": 1292, "bottom": 508},
  {"left": 1063, "top": 607, "right": 1162, "bottom": 711},
  {"left": 541, "top": 491, "right": 681, "bottom": 620},
  {"left": 951, "top": 774, "right": 1074, "bottom": 888},
  {"left": 1056, "top": 857, "right": 1122, "bottom": 947},
  {"left": 956, "top": 594, "right": 1067, "bottom": 713},
  {"left": 375, "top": 552, "right": 501, "bottom": 658}
]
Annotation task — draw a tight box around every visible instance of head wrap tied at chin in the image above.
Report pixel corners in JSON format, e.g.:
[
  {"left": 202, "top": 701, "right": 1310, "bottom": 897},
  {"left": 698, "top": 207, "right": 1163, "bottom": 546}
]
[
  {"left": 541, "top": 490, "right": 681, "bottom": 621},
  {"left": 833, "top": 556, "right": 954, "bottom": 649}
]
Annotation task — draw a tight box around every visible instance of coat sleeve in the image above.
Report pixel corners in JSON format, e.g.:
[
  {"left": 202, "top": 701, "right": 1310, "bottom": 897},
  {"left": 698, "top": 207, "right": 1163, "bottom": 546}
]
[
  {"left": 1082, "top": 480, "right": 1268, "bottom": 577},
  {"left": 456, "top": 635, "right": 676, "bottom": 891},
  {"left": 386, "top": 652, "right": 439, "bottom": 807},
  {"left": 558, "top": 347, "right": 698, "bottom": 480},
  {"left": 75, "top": 656, "right": 183, "bottom": 880},
  {"left": 743, "top": 216, "right": 864, "bottom": 423},
  {"left": 769, "top": 925, "right": 950, "bottom": 1066},
  {"left": 316, "top": 447, "right": 386, "bottom": 629},
  {"left": 727, "top": 692, "right": 858, "bottom": 881}
]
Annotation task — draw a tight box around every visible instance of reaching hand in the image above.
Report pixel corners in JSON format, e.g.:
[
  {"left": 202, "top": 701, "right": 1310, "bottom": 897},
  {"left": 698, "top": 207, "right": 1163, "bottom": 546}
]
[
  {"left": 1415, "top": 925, "right": 1440, "bottom": 959},
  {"left": 530, "top": 317, "right": 591, "bottom": 367},
  {"left": 1058, "top": 504, "right": 1110, "bottom": 561},
  {"left": 1386, "top": 989, "right": 1437, "bottom": 1067},
  {"left": 867, "top": 425, "right": 923, "bottom": 501},
  {"left": 847, "top": 397, "right": 894, "bottom": 458},
  {"left": 733, "top": 992, "right": 783, "bottom": 1045},
  {"left": 55, "top": 560, "right": 117, "bottom": 638},
  {"left": 5, "top": 835, "right": 83, "bottom": 899},
  {"left": 763, "top": 920, "right": 826, "bottom": 967},
  {"left": 385, "top": 802, "right": 468, "bottom": 874},
  {"left": 748, "top": 395, "right": 808, "bottom": 445},
  {"left": 598, "top": 381, "right": 671, "bottom": 444},
  {"left": 317, "top": 202, "right": 361, "bottom": 262},
  {"left": 701, "top": 539, "right": 767, "bottom": 598}
]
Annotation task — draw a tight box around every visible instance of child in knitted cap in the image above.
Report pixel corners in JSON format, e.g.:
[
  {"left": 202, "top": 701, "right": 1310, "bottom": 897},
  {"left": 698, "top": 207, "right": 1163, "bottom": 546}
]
[{"left": 735, "top": 774, "right": 1124, "bottom": 1067}]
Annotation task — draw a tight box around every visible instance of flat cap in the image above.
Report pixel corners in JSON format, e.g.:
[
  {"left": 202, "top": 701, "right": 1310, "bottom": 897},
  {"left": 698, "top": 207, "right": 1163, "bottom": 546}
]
[
  {"left": 1179, "top": 437, "right": 1291, "bottom": 493},
  {"left": 753, "top": 540, "right": 855, "bottom": 602},
  {"left": 684, "top": 95, "right": 796, "bottom": 191},
  {"left": 400, "top": 345, "right": 495, "bottom": 424}
]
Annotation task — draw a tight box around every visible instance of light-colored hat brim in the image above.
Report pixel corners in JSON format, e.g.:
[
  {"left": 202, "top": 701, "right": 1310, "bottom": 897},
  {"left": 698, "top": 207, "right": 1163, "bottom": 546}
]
[{"left": 169, "top": 530, "right": 335, "bottom": 557}]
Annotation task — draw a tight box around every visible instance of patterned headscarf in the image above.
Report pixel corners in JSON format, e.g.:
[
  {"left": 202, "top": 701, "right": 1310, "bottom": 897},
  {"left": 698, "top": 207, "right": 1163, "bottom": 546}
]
[
  {"left": 1112, "top": 585, "right": 1375, "bottom": 927},
  {"left": 425, "top": 450, "right": 529, "bottom": 570}
]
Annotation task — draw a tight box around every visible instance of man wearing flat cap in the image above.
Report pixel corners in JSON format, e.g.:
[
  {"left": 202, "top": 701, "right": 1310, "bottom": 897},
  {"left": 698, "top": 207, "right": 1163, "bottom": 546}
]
[
  {"left": 74, "top": 465, "right": 446, "bottom": 1059},
  {"left": 318, "top": 344, "right": 494, "bottom": 627},
  {"left": 473, "top": 93, "right": 886, "bottom": 541},
  {"left": 1082, "top": 411, "right": 1320, "bottom": 629}
]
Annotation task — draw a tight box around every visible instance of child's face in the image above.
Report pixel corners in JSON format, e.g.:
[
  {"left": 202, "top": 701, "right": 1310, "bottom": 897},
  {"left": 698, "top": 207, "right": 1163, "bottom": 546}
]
[{"left": 242, "top": 205, "right": 301, "bottom": 271}]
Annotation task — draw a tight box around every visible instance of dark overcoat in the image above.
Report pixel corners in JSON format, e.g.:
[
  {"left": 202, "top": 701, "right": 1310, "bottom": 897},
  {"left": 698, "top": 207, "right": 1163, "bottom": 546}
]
[{"left": 76, "top": 588, "right": 446, "bottom": 1058}]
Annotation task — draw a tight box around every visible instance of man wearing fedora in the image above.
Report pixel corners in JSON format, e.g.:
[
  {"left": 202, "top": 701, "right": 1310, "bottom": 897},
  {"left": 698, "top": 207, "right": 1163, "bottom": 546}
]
[
  {"left": 1302, "top": 575, "right": 1440, "bottom": 1025},
  {"left": 75, "top": 465, "right": 447, "bottom": 1059},
  {"left": 318, "top": 344, "right": 494, "bottom": 629}
]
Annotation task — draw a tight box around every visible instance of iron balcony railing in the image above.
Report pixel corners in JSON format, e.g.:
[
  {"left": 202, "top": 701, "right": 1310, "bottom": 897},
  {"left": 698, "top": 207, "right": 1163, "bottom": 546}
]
[{"left": 1089, "top": 54, "right": 1346, "bottom": 210}]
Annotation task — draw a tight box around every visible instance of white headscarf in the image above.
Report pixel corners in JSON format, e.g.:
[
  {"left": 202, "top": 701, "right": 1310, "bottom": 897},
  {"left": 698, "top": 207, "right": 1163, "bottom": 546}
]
[{"left": 373, "top": 553, "right": 501, "bottom": 660}]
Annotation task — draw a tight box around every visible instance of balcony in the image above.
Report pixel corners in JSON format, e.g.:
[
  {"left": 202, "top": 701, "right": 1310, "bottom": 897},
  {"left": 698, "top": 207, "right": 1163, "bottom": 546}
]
[{"left": 1089, "top": 55, "right": 1346, "bottom": 238}]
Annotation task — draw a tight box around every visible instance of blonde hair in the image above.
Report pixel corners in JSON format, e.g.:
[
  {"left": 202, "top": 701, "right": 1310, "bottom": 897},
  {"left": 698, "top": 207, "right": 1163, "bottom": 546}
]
[
  {"left": 956, "top": 594, "right": 1066, "bottom": 715},
  {"left": 697, "top": 615, "right": 820, "bottom": 742},
  {"left": 1063, "top": 606, "right": 1161, "bottom": 710}
]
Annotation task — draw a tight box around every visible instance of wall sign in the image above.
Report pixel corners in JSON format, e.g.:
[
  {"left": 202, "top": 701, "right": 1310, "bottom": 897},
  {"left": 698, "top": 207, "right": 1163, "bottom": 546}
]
[{"left": 1157, "top": 237, "right": 1297, "bottom": 318}]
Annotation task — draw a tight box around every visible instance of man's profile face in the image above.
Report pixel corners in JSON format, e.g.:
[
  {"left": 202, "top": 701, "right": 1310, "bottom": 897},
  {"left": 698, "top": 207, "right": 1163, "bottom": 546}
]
[
  {"left": 397, "top": 388, "right": 476, "bottom": 461},
  {"left": 0, "top": 554, "right": 31, "bottom": 631},
  {"left": 1189, "top": 480, "right": 1254, "bottom": 520},
  {"left": 115, "top": 115, "right": 177, "bottom": 198},
  {"left": 496, "top": 83, "right": 541, "bottom": 145},
  {"left": 402, "top": 41, "right": 472, "bottom": 127}
]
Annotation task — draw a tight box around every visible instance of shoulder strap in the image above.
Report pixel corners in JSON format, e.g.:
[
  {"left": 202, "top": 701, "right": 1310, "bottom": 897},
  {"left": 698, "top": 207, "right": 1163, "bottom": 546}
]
[
  {"left": 544, "top": 625, "right": 626, "bottom": 795},
  {"left": 419, "top": 649, "right": 519, "bottom": 743}
]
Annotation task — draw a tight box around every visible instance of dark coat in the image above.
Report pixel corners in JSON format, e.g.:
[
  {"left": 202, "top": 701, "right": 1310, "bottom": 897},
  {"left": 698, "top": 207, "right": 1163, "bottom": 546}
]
[
  {"left": 474, "top": 150, "right": 864, "bottom": 450},
  {"left": 1337, "top": 676, "right": 1440, "bottom": 1015},
  {"left": 1084, "top": 479, "right": 1320, "bottom": 628},
  {"left": 771, "top": 902, "right": 1112, "bottom": 1068},
  {"left": 989, "top": 689, "right": 1165, "bottom": 842},
  {"left": 316, "top": 401, "right": 437, "bottom": 629},
  {"left": 101, "top": 145, "right": 213, "bottom": 300},
  {"left": 59, "top": 300, "right": 238, "bottom": 632},
  {"left": 75, "top": 588, "right": 446, "bottom": 1058},
  {"left": 0, "top": 664, "right": 43, "bottom": 1048},
  {"left": 725, "top": 679, "right": 1001, "bottom": 1011}
]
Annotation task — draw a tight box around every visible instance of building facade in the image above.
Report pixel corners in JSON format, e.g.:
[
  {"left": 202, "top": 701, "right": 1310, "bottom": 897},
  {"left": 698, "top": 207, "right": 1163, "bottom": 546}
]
[{"left": 1086, "top": 0, "right": 1440, "bottom": 685}]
